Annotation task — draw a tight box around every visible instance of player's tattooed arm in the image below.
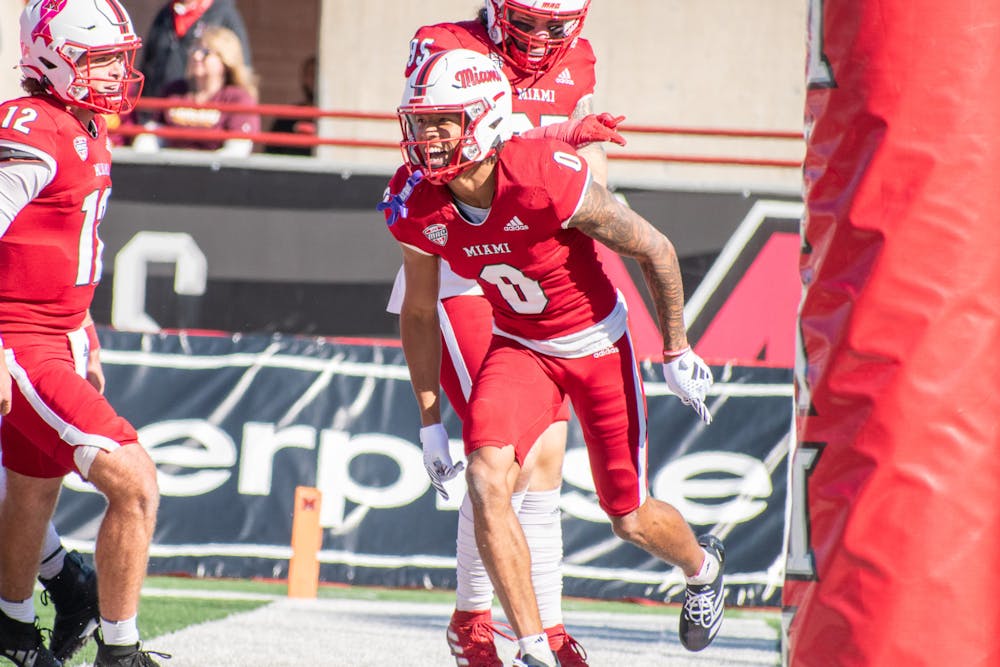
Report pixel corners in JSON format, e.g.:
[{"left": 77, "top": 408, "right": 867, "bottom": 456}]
[
  {"left": 568, "top": 181, "right": 689, "bottom": 350},
  {"left": 570, "top": 95, "right": 594, "bottom": 119},
  {"left": 571, "top": 96, "right": 609, "bottom": 186}
]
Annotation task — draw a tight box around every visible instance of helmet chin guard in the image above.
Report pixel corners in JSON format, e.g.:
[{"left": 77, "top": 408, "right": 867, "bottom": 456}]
[
  {"left": 485, "top": 0, "right": 590, "bottom": 72},
  {"left": 398, "top": 49, "right": 513, "bottom": 184}
]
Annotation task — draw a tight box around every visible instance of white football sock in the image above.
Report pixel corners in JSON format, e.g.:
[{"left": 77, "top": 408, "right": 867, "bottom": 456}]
[
  {"left": 686, "top": 547, "right": 721, "bottom": 585},
  {"left": 454, "top": 493, "right": 493, "bottom": 612},
  {"left": 101, "top": 616, "right": 139, "bottom": 646},
  {"left": 518, "top": 633, "right": 557, "bottom": 666},
  {"left": 454, "top": 490, "right": 526, "bottom": 612},
  {"left": 518, "top": 489, "right": 564, "bottom": 629},
  {"left": 0, "top": 597, "right": 35, "bottom": 623},
  {"left": 37, "top": 531, "right": 66, "bottom": 580}
]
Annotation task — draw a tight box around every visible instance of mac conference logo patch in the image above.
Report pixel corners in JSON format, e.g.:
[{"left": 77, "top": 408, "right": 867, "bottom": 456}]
[
  {"left": 422, "top": 223, "right": 448, "bottom": 246},
  {"left": 73, "top": 136, "right": 88, "bottom": 160}
]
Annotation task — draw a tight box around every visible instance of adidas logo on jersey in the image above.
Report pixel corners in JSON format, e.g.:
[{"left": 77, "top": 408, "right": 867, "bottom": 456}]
[
  {"left": 504, "top": 216, "right": 529, "bottom": 231},
  {"left": 555, "top": 68, "right": 575, "bottom": 85}
]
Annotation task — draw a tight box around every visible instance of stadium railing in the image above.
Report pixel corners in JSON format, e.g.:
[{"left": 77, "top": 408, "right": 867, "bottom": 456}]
[{"left": 115, "top": 97, "right": 804, "bottom": 169}]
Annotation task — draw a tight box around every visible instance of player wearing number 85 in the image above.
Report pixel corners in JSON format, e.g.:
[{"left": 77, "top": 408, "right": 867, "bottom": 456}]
[
  {"left": 0, "top": 1, "right": 166, "bottom": 665},
  {"left": 382, "top": 49, "right": 725, "bottom": 666}
]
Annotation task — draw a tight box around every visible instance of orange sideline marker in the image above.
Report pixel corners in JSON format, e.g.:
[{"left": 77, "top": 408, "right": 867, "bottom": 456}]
[{"left": 288, "top": 486, "right": 322, "bottom": 598}]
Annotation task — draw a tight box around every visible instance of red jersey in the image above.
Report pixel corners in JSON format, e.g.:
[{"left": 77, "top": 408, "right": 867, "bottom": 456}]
[
  {"left": 404, "top": 20, "right": 597, "bottom": 131},
  {"left": 384, "top": 136, "right": 618, "bottom": 341},
  {"left": 0, "top": 95, "right": 114, "bottom": 335}
]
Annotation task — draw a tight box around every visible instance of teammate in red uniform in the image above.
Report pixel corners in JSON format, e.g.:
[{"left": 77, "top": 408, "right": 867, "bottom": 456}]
[
  {"left": 386, "top": 3, "right": 614, "bottom": 664},
  {"left": 0, "top": 2, "right": 166, "bottom": 666},
  {"left": 382, "top": 49, "right": 726, "bottom": 667}
]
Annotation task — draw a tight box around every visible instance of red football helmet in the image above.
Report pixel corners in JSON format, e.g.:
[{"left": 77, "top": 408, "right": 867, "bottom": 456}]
[
  {"left": 19, "top": 0, "right": 144, "bottom": 114},
  {"left": 485, "top": 0, "right": 591, "bottom": 72}
]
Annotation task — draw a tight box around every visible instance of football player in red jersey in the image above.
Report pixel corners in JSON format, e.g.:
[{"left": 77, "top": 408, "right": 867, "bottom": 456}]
[
  {"left": 386, "top": 3, "right": 618, "bottom": 665},
  {"left": 0, "top": 2, "right": 167, "bottom": 666},
  {"left": 382, "top": 50, "right": 726, "bottom": 667}
]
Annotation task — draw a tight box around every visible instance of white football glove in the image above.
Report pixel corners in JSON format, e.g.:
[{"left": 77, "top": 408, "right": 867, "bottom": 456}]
[
  {"left": 419, "top": 424, "right": 465, "bottom": 500},
  {"left": 663, "top": 348, "right": 714, "bottom": 424}
]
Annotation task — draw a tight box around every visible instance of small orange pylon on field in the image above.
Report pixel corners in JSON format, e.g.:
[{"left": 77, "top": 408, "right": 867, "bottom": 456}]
[{"left": 288, "top": 485, "right": 322, "bottom": 598}]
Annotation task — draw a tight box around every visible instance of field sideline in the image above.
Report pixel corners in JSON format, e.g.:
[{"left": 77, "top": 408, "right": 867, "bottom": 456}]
[{"left": 38, "top": 577, "right": 780, "bottom": 666}]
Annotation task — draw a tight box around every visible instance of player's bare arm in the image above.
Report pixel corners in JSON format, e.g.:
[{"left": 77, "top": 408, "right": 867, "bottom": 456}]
[
  {"left": 571, "top": 96, "right": 609, "bottom": 186},
  {"left": 568, "top": 181, "right": 689, "bottom": 351},
  {"left": 398, "top": 244, "right": 444, "bottom": 426}
]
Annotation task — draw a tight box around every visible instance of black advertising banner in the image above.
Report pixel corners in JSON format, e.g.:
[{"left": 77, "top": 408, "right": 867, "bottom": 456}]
[{"left": 55, "top": 329, "right": 791, "bottom": 607}]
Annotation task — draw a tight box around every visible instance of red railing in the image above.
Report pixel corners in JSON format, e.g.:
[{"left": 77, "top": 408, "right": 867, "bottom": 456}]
[{"left": 121, "top": 98, "right": 804, "bottom": 168}]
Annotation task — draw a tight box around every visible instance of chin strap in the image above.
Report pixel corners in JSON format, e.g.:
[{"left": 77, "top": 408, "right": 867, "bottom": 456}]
[{"left": 377, "top": 169, "right": 424, "bottom": 225}]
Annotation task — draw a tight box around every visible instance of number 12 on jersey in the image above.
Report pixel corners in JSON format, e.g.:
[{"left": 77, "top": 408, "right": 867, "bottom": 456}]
[{"left": 77, "top": 188, "right": 111, "bottom": 286}]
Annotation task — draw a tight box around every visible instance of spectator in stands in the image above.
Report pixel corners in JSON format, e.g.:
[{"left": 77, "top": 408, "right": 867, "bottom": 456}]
[
  {"left": 152, "top": 25, "right": 260, "bottom": 156},
  {"left": 264, "top": 55, "right": 318, "bottom": 156},
  {"left": 139, "top": 0, "right": 252, "bottom": 100}
]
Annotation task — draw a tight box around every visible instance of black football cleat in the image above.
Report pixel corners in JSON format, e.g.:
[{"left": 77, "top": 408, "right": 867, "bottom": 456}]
[
  {"left": 39, "top": 550, "right": 99, "bottom": 661},
  {"left": 94, "top": 637, "right": 171, "bottom": 667},
  {"left": 678, "top": 534, "right": 726, "bottom": 651},
  {"left": 0, "top": 611, "right": 62, "bottom": 667}
]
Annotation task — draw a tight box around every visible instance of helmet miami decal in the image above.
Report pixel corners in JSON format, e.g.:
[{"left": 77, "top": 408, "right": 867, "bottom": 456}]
[
  {"left": 422, "top": 223, "right": 448, "bottom": 246},
  {"left": 454, "top": 67, "right": 503, "bottom": 88}
]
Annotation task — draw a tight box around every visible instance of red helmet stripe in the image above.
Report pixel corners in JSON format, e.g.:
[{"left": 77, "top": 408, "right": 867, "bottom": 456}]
[
  {"left": 96, "top": 0, "right": 134, "bottom": 38},
  {"left": 413, "top": 51, "right": 448, "bottom": 89},
  {"left": 102, "top": 0, "right": 130, "bottom": 35}
]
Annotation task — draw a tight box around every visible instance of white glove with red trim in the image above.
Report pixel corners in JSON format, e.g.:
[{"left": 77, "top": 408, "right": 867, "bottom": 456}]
[
  {"left": 663, "top": 348, "right": 714, "bottom": 424},
  {"left": 419, "top": 424, "right": 464, "bottom": 500}
]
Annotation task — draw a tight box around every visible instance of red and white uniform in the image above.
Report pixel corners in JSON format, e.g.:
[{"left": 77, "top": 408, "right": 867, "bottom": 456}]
[
  {"left": 0, "top": 96, "right": 112, "bottom": 335},
  {"left": 386, "top": 137, "right": 648, "bottom": 515},
  {"left": 0, "top": 94, "right": 138, "bottom": 478},
  {"left": 404, "top": 20, "right": 597, "bottom": 130},
  {"left": 389, "top": 19, "right": 596, "bottom": 417}
]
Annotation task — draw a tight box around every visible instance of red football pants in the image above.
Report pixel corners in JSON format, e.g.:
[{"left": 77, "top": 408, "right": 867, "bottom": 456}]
[{"left": 1, "top": 330, "right": 138, "bottom": 478}]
